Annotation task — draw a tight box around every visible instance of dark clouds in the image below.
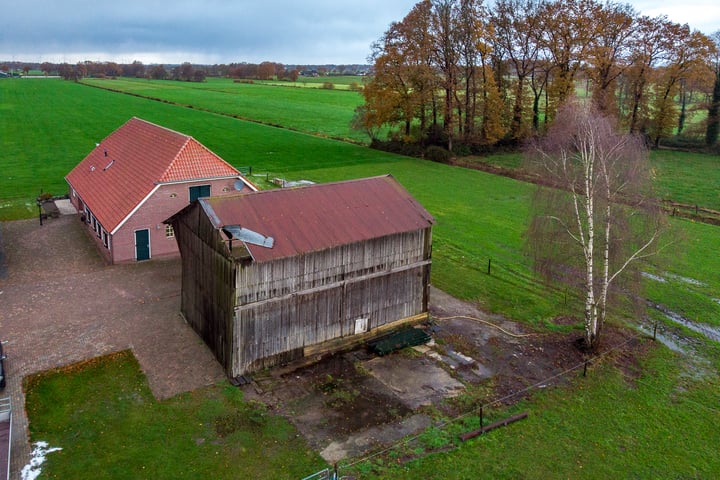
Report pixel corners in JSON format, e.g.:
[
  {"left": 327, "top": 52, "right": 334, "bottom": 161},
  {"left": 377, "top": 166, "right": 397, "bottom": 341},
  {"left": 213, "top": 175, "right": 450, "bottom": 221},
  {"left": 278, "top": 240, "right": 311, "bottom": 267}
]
[
  {"left": 1, "top": 0, "right": 418, "bottom": 64},
  {"left": 2, "top": 1, "right": 718, "bottom": 65}
]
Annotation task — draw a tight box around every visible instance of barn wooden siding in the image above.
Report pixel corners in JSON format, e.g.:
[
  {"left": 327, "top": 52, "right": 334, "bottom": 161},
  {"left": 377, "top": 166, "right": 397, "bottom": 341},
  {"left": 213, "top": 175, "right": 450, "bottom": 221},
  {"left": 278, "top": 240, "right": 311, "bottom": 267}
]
[
  {"left": 230, "top": 228, "right": 432, "bottom": 377},
  {"left": 171, "top": 203, "right": 236, "bottom": 372}
]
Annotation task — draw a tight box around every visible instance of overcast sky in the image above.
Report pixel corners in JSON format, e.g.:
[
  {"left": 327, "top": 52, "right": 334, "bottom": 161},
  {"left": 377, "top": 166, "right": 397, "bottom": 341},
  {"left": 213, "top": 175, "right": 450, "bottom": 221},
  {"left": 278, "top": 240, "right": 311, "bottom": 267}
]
[{"left": 1, "top": 0, "right": 719, "bottom": 66}]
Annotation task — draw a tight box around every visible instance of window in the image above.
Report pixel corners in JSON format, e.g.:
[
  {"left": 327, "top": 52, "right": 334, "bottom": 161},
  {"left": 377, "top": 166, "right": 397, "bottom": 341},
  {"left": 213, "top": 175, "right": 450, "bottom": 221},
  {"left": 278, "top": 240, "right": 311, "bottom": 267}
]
[
  {"left": 102, "top": 231, "right": 109, "bottom": 248},
  {"left": 165, "top": 225, "right": 175, "bottom": 238},
  {"left": 189, "top": 185, "right": 211, "bottom": 202}
]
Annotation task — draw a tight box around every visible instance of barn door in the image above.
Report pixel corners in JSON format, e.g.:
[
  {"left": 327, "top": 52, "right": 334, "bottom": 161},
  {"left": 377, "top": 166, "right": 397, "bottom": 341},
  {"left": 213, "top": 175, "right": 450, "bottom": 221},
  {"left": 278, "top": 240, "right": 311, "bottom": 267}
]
[{"left": 134, "top": 229, "right": 150, "bottom": 261}]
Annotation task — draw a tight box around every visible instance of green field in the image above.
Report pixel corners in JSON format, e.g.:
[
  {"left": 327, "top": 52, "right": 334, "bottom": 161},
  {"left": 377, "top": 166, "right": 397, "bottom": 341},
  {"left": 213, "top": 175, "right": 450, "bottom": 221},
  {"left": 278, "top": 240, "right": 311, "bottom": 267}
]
[
  {"left": 82, "top": 76, "right": 368, "bottom": 143},
  {"left": 0, "top": 79, "right": 379, "bottom": 219},
  {"left": 5, "top": 78, "right": 720, "bottom": 478}
]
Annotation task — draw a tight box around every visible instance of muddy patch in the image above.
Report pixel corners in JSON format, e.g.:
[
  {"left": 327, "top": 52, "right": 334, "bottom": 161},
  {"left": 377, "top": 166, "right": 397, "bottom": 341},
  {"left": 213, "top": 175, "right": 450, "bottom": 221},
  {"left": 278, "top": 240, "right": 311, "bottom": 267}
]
[{"left": 241, "top": 287, "right": 608, "bottom": 463}]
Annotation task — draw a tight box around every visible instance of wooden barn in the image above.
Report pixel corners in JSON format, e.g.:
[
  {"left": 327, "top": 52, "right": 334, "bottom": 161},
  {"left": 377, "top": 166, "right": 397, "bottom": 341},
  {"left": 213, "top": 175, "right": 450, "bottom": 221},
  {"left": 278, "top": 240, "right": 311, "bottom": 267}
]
[
  {"left": 65, "top": 117, "right": 256, "bottom": 264},
  {"left": 166, "top": 175, "right": 435, "bottom": 378}
]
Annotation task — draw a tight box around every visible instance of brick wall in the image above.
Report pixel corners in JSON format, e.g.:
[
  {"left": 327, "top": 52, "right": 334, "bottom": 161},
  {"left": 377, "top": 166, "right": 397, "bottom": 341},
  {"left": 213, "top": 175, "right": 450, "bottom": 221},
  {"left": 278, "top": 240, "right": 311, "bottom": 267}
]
[{"left": 71, "top": 178, "right": 246, "bottom": 264}]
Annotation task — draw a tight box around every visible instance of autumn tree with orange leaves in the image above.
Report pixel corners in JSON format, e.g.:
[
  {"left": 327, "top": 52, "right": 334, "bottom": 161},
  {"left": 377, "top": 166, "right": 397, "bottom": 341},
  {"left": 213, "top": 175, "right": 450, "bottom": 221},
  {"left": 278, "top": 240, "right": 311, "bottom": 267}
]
[{"left": 363, "top": 0, "right": 717, "bottom": 150}]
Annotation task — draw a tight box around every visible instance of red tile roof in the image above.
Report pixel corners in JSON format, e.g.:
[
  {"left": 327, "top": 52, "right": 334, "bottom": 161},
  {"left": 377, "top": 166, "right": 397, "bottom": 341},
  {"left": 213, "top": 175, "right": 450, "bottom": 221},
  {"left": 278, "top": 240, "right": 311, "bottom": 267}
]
[
  {"left": 199, "top": 175, "right": 434, "bottom": 263},
  {"left": 66, "top": 117, "right": 245, "bottom": 233}
]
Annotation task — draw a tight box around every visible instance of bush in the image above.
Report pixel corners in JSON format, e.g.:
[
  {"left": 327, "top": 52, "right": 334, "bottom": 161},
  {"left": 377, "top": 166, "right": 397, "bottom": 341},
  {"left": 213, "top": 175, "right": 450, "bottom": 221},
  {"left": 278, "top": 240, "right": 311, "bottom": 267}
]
[
  {"left": 451, "top": 143, "right": 472, "bottom": 157},
  {"left": 370, "top": 139, "right": 424, "bottom": 157},
  {"left": 425, "top": 145, "right": 453, "bottom": 164},
  {"left": 321, "top": 82, "right": 335, "bottom": 90}
]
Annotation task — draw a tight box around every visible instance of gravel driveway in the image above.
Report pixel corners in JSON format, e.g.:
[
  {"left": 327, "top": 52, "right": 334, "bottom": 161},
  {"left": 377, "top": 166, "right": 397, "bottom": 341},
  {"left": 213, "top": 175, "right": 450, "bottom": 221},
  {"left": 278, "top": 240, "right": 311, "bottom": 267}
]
[{"left": 0, "top": 214, "right": 225, "bottom": 479}]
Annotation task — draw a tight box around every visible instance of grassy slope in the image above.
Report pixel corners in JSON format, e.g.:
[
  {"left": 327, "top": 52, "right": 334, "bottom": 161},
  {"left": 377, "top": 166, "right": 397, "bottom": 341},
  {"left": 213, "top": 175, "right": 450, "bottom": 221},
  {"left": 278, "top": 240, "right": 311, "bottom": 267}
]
[
  {"left": 7, "top": 79, "right": 720, "bottom": 478},
  {"left": 474, "top": 149, "right": 720, "bottom": 212},
  {"left": 651, "top": 149, "right": 720, "bottom": 211}
]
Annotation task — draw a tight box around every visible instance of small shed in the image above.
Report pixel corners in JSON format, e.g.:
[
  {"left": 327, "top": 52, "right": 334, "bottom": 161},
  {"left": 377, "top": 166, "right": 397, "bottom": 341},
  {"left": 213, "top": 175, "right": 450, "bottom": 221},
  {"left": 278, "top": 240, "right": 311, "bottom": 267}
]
[
  {"left": 65, "top": 117, "right": 256, "bottom": 263},
  {"left": 166, "top": 175, "right": 435, "bottom": 378}
]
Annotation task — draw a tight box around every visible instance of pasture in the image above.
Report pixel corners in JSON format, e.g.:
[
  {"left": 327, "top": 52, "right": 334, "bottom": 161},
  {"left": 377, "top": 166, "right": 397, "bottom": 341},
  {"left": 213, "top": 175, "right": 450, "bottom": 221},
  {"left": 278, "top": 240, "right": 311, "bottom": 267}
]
[
  {"left": 4, "top": 78, "right": 720, "bottom": 478},
  {"left": 82, "top": 76, "right": 369, "bottom": 143}
]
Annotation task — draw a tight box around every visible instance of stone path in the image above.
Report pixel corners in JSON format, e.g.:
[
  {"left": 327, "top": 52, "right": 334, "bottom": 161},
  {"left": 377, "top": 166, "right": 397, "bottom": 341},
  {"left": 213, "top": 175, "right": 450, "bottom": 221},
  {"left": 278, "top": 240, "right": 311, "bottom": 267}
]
[{"left": 0, "top": 215, "right": 225, "bottom": 479}]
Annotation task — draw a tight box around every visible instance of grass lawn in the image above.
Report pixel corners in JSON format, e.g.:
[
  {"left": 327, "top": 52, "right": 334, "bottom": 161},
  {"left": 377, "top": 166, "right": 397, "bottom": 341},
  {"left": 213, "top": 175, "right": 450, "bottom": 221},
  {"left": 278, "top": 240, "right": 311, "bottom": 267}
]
[
  {"left": 24, "top": 351, "right": 324, "bottom": 479},
  {"left": 650, "top": 149, "right": 720, "bottom": 211}
]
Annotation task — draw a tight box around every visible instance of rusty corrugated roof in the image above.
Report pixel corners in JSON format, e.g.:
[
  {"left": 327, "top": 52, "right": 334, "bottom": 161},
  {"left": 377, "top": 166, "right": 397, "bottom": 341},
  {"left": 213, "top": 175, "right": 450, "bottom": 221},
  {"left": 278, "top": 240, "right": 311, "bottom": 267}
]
[
  {"left": 201, "top": 175, "right": 434, "bottom": 263},
  {"left": 65, "top": 117, "right": 248, "bottom": 233}
]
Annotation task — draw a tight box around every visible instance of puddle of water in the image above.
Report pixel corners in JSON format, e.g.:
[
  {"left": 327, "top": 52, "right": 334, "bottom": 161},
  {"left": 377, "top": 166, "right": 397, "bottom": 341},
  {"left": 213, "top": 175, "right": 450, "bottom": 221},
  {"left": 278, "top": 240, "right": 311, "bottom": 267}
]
[
  {"left": 665, "top": 273, "right": 707, "bottom": 287},
  {"left": 642, "top": 272, "right": 666, "bottom": 283},
  {"left": 637, "top": 320, "right": 688, "bottom": 354},
  {"left": 649, "top": 303, "right": 720, "bottom": 344}
]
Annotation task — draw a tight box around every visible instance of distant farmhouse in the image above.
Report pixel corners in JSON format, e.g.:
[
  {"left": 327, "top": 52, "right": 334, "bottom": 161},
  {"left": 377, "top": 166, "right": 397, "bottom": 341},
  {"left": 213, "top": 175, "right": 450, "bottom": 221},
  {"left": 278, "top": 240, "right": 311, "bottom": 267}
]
[
  {"left": 166, "top": 175, "right": 435, "bottom": 377},
  {"left": 66, "top": 117, "right": 256, "bottom": 264}
]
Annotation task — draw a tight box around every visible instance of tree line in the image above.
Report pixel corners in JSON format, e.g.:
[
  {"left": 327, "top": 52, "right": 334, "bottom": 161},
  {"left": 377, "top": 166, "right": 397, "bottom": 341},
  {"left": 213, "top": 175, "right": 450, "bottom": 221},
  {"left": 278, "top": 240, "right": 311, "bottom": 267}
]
[
  {"left": 4, "top": 60, "right": 368, "bottom": 83},
  {"left": 357, "top": 0, "right": 720, "bottom": 151}
]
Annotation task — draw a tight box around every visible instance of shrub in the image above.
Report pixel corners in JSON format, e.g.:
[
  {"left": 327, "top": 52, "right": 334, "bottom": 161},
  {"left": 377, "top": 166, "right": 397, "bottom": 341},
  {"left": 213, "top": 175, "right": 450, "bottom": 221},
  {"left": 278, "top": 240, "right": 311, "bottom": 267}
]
[
  {"left": 370, "top": 139, "right": 424, "bottom": 157},
  {"left": 322, "top": 82, "right": 335, "bottom": 90},
  {"left": 426, "top": 145, "right": 452, "bottom": 164}
]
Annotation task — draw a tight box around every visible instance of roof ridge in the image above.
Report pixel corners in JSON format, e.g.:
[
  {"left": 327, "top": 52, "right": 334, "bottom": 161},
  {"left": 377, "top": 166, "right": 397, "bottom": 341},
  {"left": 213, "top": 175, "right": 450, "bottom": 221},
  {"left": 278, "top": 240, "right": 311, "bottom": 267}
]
[
  {"left": 131, "top": 116, "right": 189, "bottom": 140},
  {"left": 184, "top": 135, "right": 242, "bottom": 173},
  {"left": 159, "top": 136, "right": 193, "bottom": 181},
  {"left": 209, "top": 174, "right": 394, "bottom": 200},
  {"left": 159, "top": 136, "right": 241, "bottom": 183}
]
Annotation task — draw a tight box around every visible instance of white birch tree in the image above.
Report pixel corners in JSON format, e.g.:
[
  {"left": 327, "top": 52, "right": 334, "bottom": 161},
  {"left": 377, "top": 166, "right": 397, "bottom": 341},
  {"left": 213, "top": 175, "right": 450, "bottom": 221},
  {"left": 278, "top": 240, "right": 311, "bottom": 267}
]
[{"left": 526, "top": 99, "right": 663, "bottom": 350}]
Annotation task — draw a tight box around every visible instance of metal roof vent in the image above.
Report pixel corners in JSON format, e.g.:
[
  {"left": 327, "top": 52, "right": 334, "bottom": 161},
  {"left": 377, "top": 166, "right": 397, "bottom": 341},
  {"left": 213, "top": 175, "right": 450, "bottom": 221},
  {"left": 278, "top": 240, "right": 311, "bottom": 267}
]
[{"left": 222, "top": 225, "right": 274, "bottom": 249}]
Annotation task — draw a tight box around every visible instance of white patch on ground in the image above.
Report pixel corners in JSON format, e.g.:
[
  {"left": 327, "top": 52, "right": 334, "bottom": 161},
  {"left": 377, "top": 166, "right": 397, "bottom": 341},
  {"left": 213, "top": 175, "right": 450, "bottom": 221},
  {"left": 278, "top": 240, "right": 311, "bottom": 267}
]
[
  {"left": 665, "top": 273, "right": 707, "bottom": 287},
  {"left": 641, "top": 272, "right": 666, "bottom": 283},
  {"left": 713, "top": 298, "right": 720, "bottom": 305},
  {"left": 21, "top": 441, "right": 62, "bottom": 480},
  {"left": 650, "top": 303, "right": 720, "bottom": 343}
]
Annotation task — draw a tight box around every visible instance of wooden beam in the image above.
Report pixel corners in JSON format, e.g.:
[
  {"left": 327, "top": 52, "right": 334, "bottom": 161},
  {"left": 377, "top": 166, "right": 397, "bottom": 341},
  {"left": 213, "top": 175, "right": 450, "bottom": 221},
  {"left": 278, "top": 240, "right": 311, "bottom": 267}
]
[
  {"left": 235, "top": 260, "right": 431, "bottom": 312},
  {"left": 302, "top": 313, "right": 429, "bottom": 358}
]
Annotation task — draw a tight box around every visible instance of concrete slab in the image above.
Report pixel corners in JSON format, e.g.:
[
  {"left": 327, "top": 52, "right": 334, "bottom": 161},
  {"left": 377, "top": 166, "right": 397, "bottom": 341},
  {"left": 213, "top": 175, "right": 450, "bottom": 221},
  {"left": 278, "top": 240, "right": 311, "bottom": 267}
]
[
  {"left": 320, "top": 413, "right": 431, "bottom": 464},
  {"left": 54, "top": 199, "right": 77, "bottom": 215},
  {"left": 364, "top": 354, "right": 465, "bottom": 410}
]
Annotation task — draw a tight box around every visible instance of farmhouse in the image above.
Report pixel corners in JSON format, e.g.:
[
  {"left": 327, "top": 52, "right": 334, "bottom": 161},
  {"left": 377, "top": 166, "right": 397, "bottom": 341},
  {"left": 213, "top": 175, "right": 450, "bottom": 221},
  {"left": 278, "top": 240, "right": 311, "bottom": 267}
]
[
  {"left": 166, "top": 175, "right": 435, "bottom": 378},
  {"left": 65, "top": 117, "right": 256, "bottom": 263}
]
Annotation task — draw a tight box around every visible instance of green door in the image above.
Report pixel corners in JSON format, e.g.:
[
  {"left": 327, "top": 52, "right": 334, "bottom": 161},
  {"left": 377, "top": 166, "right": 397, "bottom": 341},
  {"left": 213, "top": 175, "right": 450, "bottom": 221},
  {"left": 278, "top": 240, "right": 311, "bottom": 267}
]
[
  {"left": 189, "top": 185, "right": 211, "bottom": 203},
  {"left": 134, "top": 229, "right": 150, "bottom": 261}
]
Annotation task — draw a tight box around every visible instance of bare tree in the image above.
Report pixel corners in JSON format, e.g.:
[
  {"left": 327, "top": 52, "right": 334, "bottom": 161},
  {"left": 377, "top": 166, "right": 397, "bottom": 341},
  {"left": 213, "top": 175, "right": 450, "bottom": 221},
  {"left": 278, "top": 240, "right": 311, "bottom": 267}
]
[{"left": 525, "top": 99, "right": 664, "bottom": 350}]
